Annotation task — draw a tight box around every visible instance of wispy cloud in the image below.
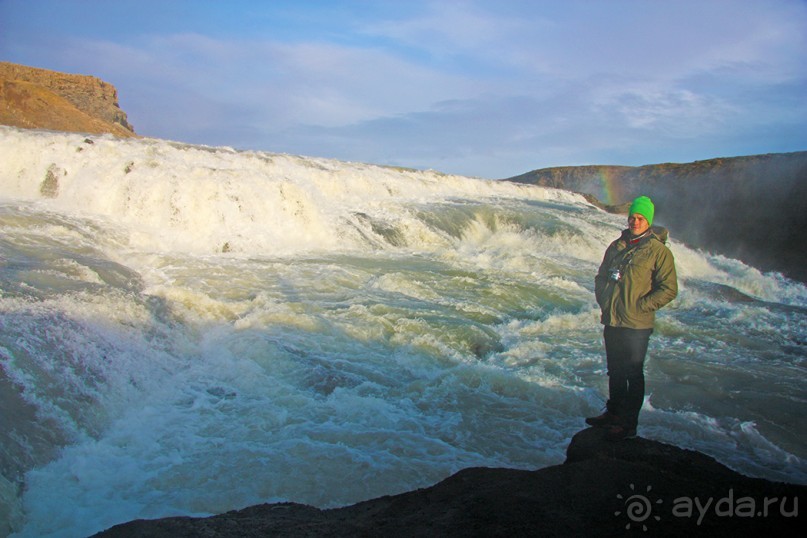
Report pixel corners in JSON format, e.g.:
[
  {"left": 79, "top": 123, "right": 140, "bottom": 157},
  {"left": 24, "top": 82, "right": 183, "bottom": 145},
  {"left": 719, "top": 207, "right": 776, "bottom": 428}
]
[{"left": 1, "top": 0, "right": 805, "bottom": 177}]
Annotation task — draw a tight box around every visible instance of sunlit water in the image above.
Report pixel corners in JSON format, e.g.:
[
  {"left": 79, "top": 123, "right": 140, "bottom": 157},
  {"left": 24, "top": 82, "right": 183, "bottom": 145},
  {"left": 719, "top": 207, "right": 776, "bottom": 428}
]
[{"left": 1, "top": 127, "right": 805, "bottom": 537}]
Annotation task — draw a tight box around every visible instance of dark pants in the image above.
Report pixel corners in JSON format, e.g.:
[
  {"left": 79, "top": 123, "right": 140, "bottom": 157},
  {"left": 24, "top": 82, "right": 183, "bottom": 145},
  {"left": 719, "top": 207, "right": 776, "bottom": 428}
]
[{"left": 604, "top": 326, "right": 653, "bottom": 429}]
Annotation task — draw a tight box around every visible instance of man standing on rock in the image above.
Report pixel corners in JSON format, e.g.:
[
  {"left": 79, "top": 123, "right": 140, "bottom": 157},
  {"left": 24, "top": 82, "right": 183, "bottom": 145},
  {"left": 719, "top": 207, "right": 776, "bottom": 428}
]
[{"left": 588, "top": 196, "right": 678, "bottom": 441}]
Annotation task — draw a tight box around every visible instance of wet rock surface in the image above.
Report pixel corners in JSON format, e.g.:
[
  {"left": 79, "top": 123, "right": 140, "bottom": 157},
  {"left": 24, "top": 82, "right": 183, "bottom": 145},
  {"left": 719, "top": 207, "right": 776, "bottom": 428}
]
[{"left": 94, "top": 428, "right": 805, "bottom": 537}]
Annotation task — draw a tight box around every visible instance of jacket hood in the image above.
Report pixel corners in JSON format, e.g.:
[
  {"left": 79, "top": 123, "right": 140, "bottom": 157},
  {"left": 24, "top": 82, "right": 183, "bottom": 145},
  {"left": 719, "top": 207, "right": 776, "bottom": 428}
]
[
  {"left": 621, "top": 225, "right": 669, "bottom": 244},
  {"left": 650, "top": 225, "right": 669, "bottom": 243}
]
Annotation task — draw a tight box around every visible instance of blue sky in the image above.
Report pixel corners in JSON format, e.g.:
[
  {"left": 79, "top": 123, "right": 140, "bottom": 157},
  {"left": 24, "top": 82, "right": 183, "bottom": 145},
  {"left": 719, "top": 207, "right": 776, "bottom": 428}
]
[{"left": 1, "top": 0, "right": 805, "bottom": 178}]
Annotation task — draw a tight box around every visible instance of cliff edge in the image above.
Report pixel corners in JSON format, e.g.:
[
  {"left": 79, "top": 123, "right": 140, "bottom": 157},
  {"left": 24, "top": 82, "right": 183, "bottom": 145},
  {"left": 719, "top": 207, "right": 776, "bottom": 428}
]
[
  {"left": 0, "top": 62, "right": 136, "bottom": 138},
  {"left": 504, "top": 153, "right": 807, "bottom": 283},
  {"left": 94, "top": 428, "right": 804, "bottom": 537}
]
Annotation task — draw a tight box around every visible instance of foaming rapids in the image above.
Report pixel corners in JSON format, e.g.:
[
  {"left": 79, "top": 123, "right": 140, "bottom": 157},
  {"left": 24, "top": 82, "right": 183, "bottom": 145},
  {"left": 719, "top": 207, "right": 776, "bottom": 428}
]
[{"left": 1, "top": 127, "right": 805, "bottom": 537}]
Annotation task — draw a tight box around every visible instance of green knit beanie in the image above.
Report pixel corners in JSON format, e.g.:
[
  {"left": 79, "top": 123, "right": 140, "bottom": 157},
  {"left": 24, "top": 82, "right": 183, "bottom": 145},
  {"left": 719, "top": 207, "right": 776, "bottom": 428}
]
[{"left": 629, "top": 196, "right": 654, "bottom": 226}]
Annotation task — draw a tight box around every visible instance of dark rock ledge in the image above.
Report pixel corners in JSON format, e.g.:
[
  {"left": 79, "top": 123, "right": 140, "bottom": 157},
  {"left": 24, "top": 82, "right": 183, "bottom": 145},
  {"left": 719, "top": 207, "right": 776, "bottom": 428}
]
[{"left": 94, "top": 428, "right": 804, "bottom": 537}]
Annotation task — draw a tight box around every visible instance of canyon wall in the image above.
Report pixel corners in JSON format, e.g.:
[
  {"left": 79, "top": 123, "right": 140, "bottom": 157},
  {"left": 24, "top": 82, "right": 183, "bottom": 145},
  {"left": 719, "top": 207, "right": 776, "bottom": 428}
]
[
  {"left": 0, "top": 61, "right": 136, "bottom": 138},
  {"left": 505, "top": 152, "right": 807, "bottom": 282}
]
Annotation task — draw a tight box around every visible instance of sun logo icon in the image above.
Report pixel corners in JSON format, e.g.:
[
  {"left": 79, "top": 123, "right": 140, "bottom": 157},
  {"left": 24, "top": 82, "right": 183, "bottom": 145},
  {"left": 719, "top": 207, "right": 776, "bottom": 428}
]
[{"left": 615, "top": 483, "right": 663, "bottom": 531}]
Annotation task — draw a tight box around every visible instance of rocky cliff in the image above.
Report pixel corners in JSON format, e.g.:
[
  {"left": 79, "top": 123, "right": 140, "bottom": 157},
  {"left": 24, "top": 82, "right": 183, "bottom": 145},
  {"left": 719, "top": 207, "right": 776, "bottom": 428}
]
[
  {"left": 0, "top": 62, "right": 136, "bottom": 138},
  {"left": 504, "top": 153, "right": 807, "bottom": 282},
  {"left": 93, "top": 428, "right": 804, "bottom": 537}
]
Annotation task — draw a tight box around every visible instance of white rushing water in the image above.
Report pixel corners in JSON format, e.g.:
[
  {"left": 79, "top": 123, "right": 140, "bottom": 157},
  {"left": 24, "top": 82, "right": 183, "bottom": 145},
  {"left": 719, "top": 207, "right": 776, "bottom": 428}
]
[{"left": 0, "top": 126, "right": 805, "bottom": 537}]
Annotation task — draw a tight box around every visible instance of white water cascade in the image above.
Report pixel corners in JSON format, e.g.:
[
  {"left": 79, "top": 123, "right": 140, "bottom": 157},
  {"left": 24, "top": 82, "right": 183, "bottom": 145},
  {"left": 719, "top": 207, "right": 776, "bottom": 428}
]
[{"left": 1, "top": 126, "right": 805, "bottom": 537}]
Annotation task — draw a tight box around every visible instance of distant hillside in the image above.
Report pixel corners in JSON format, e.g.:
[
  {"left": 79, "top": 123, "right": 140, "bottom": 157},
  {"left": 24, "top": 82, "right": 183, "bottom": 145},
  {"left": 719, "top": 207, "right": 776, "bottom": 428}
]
[
  {"left": 504, "top": 152, "right": 807, "bottom": 282},
  {"left": 0, "top": 62, "right": 136, "bottom": 138}
]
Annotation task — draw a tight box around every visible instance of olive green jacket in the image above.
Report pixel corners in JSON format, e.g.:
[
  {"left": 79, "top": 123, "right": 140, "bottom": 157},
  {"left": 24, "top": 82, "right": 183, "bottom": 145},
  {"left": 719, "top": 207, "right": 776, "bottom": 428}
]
[{"left": 595, "top": 226, "right": 678, "bottom": 329}]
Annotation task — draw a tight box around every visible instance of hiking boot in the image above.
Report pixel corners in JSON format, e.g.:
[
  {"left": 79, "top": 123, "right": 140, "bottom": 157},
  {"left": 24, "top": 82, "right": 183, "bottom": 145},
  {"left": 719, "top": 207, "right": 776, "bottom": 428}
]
[
  {"left": 604, "top": 424, "right": 637, "bottom": 442},
  {"left": 585, "top": 411, "right": 620, "bottom": 427}
]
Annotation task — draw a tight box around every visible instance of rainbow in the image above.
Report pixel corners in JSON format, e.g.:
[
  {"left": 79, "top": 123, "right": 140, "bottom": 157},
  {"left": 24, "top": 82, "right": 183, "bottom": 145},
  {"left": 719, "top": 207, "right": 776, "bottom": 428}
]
[{"left": 597, "top": 167, "right": 624, "bottom": 206}]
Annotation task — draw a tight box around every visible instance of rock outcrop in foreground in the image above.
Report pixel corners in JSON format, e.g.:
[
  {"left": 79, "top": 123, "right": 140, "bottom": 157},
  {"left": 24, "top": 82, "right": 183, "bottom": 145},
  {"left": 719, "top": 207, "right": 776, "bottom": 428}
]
[
  {"left": 0, "top": 62, "right": 136, "bottom": 138},
  {"left": 94, "top": 428, "right": 804, "bottom": 537}
]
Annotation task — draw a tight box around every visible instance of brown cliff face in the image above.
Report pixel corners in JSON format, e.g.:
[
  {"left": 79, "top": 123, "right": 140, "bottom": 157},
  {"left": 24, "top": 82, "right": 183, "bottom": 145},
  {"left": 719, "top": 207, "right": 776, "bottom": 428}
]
[
  {"left": 0, "top": 62, "right": 136, "bottom": 138},
  {"left": 505, "top": 152, "right": 807, "bottom": 282}
]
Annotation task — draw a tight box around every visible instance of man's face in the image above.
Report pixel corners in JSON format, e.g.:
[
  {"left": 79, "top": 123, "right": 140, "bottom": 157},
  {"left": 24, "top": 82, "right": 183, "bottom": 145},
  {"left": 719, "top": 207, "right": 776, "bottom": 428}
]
[{"left": 628, "top": 213, "right": 650, "bottom": 236}]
